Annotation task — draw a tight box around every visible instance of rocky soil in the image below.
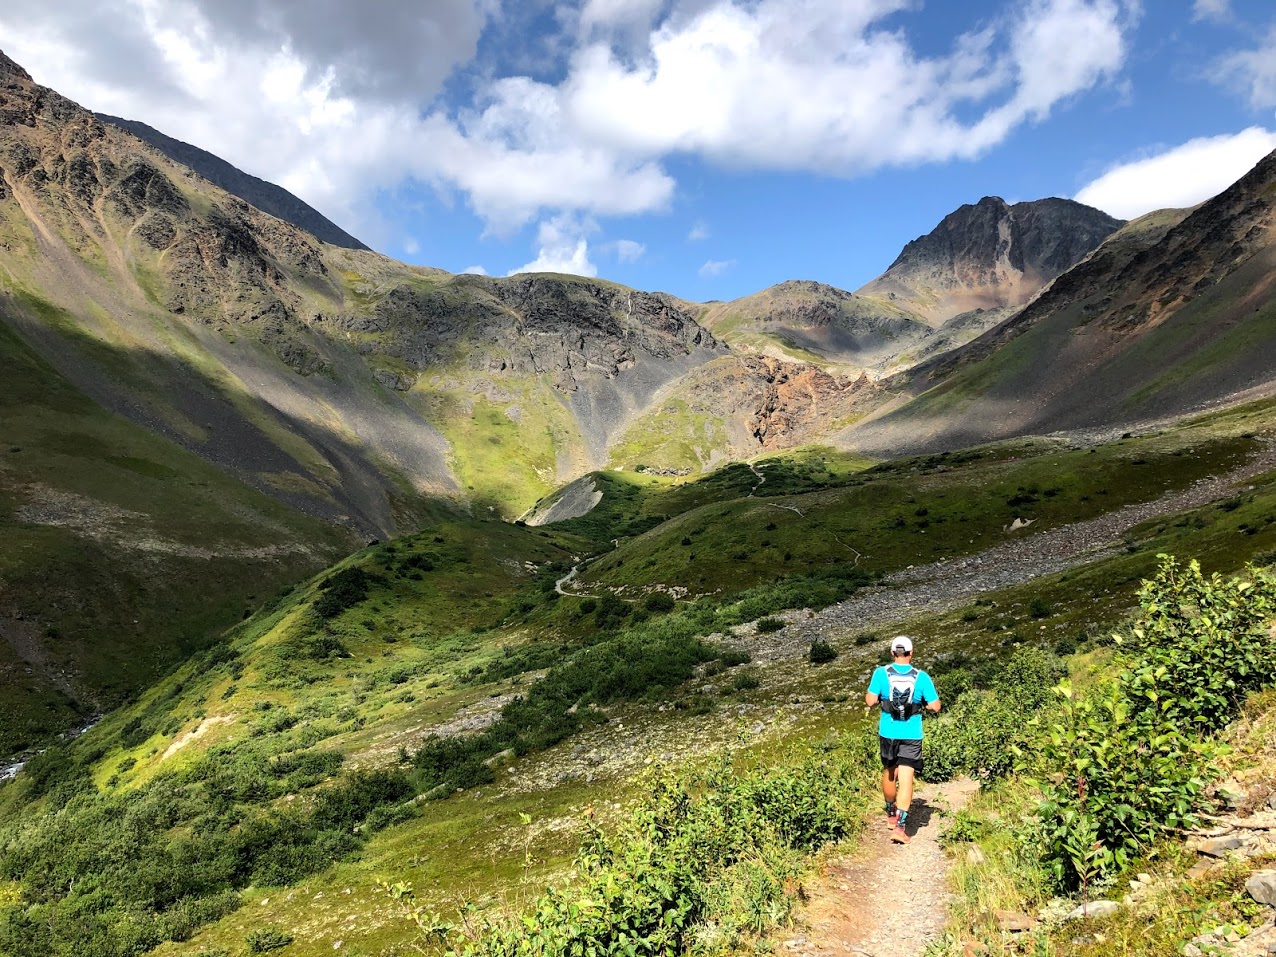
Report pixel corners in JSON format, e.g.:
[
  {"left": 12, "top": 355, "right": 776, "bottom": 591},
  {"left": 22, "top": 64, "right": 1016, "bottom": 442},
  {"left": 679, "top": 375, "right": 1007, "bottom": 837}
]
[{"left": 786, "top": 778, "right": 979, "bottom": 957}]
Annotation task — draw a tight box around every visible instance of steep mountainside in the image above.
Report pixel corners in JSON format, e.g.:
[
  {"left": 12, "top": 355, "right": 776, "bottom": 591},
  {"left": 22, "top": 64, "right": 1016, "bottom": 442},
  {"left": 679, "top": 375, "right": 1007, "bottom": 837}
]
[
  {"left": 605, "top": 354, "right": 878, "bottom": 472},
  {"left": 0, "top": 51, "right": 724, "bottom": 535},
  {"left": 700, "top": 198, "right": 1121, "bottom": 375},
  {"left": 843, "top": 156, "right": 1276, "bottom": 453},
  {"left": 97, "top": 114, "right": 370, "bottom": 250}
]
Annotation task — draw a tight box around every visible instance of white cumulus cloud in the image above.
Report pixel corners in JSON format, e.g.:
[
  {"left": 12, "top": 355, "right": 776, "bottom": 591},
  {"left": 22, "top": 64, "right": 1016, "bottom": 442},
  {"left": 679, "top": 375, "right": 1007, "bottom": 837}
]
[
  {"left": 699, "top": 258, "right": 735, "bottom": 278},
  {"left": 1211, "top": 25, "right": 1276, "bottom": 110},
  {"left": 612, "top": 239, "right": 646, "bottom": 262},
  {"left": 0, "top": 0, "right": 1139, "bottom": 252},
  {"left": 510, "top": 214, "right": 599, "bottom": 277},
  {"left": 1074, "top": 127, "right": 1276, "bottom": 219},
  {"left": 1192, "top": 0, "right": 1231, "bottom": 22},
  {"left": 462, "top": 264, "right": 489, "bottom": 275},
  {"left": 560, "top": 0, "right": 1132, "bottom": 173},
  {"left": 687, "top": 221, "right": 710, "bottom": 241}
]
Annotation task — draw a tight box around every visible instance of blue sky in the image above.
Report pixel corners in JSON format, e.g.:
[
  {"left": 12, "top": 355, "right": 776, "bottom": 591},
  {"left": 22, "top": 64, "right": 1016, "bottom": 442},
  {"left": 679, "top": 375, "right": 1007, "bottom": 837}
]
[{"left": 2, "top": 0, "right": 1275, "bottom": 301}]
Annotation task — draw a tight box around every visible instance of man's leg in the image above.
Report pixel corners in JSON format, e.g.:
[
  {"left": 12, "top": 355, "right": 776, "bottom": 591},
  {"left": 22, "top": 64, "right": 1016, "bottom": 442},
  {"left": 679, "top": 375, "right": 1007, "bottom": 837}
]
[
  {"left": 894, "top": 765, "right": 915, "bottom": 821},
  {"left": 881, "top": 766, "right": 898, "bottom": 807}
]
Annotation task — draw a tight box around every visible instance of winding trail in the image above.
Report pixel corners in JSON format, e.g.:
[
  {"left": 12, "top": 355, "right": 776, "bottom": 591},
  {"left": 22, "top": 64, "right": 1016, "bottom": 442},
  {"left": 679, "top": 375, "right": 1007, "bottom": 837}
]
[
  {"left": 786, "top": 779, "right": 979, "bottom": 957},
  {"left": 747, "top": 460, "right": 767, "bottom": 496},
  {"left": 555, "top": 563, "right": 583, "bottom": 597},
  {"left": 751, "top": 438, "right": 1276, "bottom": 661}
]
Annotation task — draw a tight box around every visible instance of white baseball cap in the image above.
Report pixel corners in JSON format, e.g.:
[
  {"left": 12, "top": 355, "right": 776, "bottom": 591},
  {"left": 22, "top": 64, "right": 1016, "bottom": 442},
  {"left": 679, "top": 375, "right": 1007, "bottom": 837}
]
[{"left": 890, "top": 636, "right": 913, "bottom": 655}]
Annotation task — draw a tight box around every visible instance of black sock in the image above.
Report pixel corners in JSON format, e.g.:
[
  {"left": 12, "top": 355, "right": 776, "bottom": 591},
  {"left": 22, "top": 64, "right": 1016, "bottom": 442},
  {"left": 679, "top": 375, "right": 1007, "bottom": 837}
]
[
  {"left": 886, "top": 801, "right": 896, "bottom": 814},
  {"left": 897, "top": 809, "right": 909, "bottom": 826}
]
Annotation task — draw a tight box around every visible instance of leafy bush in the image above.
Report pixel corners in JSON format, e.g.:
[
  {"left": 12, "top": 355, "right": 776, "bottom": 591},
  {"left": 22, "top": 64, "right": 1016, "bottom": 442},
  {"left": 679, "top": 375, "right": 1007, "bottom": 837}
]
[
  {"left": 313, "top": 566, "right": 378, "bottom": 619},
  {"left": 246, "top": 928, "right": 294, "bottom": 952},
  {"left": 808, "top": 640, "right": 838, "bottom": 664},
  {"left": 731, "top": 672, "right": 761, "bottom": 692},
  {"left": 643, "top": 592, "right": 676, "bottom": 613},
  {"left": 755, "top": 617, "right": 785, "bottom": 633},
  {"left": 1023, "top": 557, "right": 1276, "bottom": 890},
  {"left": 922, "top": 647, "right": 1064, "bottom": 783},
  {"left": 400, "top": 745, "right": 872, "bottom": 956}
]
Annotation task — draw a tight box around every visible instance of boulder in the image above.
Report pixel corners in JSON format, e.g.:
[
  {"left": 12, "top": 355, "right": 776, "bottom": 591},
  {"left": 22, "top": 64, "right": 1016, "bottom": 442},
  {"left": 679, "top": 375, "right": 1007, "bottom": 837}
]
[
  {"left": 1198, "top": 834, "right": 1246, "bottom": 857},
  {"left": 1247, "top": 871, "right": 1276, "bottom": 907}
]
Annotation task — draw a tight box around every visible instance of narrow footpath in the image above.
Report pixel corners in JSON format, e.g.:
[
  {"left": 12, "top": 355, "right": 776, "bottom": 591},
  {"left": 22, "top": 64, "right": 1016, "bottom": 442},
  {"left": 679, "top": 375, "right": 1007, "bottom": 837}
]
[{"left": 784, "top": 778, "right": 979, "bottom": 957}]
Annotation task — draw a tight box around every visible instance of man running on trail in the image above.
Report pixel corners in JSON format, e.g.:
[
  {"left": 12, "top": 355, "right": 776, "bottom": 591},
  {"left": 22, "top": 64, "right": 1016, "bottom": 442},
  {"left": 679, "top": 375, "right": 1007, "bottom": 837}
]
[{"left": 865, "top": 635, "right": 941, "bottom": 844}]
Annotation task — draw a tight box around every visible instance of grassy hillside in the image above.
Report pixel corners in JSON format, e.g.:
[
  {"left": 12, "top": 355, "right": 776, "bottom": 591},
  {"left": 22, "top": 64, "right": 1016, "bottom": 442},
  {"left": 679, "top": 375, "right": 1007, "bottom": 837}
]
[
  {"left": 844, "top": 154, "right": 1276, "bottom": 456},
  {"left": 0, "top": 310, "right": 356, "bottom": 753},
  {"left": 581, "top": 424, "right": 1264, "bottom": 599}
]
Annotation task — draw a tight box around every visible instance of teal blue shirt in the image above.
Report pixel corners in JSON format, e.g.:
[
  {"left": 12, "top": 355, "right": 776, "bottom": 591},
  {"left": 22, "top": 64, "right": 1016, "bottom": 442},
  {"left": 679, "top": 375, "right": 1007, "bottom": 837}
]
[{"left": 868, "top": 664, "right": 938, "bottom": 741}]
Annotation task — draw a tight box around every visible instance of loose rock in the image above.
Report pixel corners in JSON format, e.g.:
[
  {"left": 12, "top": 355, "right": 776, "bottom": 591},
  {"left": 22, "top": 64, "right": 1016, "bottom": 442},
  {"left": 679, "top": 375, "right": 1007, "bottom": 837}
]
[{"left": 1248, "top": 871, "right": 1276, "bottom": 907}]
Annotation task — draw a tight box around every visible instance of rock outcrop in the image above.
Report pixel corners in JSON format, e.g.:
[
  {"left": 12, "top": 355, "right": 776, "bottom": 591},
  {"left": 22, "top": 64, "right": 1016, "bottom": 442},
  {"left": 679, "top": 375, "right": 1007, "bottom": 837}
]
[{"left": 98, "top": 114, "right": 370, "bottom": 250}]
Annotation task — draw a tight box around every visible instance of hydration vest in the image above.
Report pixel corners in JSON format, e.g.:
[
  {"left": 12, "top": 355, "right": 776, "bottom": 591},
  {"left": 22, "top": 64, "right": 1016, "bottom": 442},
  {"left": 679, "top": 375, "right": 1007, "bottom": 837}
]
[{"left": 882, "top": 665, "right": 925, "bottom": 721}]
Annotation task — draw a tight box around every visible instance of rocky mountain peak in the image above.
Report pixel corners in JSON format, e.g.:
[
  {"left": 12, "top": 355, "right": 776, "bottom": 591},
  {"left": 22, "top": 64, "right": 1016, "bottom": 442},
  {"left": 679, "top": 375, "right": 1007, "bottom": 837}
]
[
  {"left": 858, "top": 194, "right": 1124, "bottom": 326},
  {"left": 883, "top": 195, "right": 1120, "bottom": 281},
  {"left": 0, "top": 50, "right": 33, "bottom": 84}
]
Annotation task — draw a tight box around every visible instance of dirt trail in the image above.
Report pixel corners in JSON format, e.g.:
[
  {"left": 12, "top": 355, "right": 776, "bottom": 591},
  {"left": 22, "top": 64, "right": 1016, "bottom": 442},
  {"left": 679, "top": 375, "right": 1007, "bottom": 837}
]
[{"left": 785, "top": 778, "right": 979, "bottom": 957}]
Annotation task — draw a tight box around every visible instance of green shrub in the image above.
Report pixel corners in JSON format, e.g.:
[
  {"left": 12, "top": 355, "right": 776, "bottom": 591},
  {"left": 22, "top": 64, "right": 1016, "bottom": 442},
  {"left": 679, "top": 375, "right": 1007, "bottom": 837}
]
[
  {"left": 1023, "top": 557, "right": 1276, "bottom": 890},
  {"left": 246, "top": 928, "right": 294, "bottom": 952},
  {"left": 401, "top": 745, "right": 873, "bottom": 956},
  {"left": 755, "top": 617, "right": 785, "bottom": 633},
  {"left": 923, "top": 647, "right": 1064, "bottom": 783},
  {"left": 643, "top": 592, "right": 676, "bottom": 613},
  {"left": 808, "top": 640, "right": 838, "bottom": 664},
  {"left": 731, "top": 672, "right": 761, "bottom": 692}
]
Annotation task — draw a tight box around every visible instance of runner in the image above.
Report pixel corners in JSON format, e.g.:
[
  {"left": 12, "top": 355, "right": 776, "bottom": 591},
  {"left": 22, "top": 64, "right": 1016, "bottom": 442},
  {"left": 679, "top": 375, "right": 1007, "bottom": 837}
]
[{"left": 864, "top": 636, "right": 941, "bottom": 844}]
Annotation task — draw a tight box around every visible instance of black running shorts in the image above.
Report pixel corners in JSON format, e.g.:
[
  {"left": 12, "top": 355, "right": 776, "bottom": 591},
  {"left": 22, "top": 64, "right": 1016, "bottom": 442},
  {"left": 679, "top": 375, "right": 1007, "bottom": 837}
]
[{"left": 879, "top": 736, "right": 923, "bottom": 771}]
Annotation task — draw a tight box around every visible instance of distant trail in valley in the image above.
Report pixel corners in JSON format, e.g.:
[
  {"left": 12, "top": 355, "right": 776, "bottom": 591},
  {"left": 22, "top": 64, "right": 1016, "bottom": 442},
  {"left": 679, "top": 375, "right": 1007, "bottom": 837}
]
[
  {"left": 751, "top": 439, "right": 1276, "bottom": 661},
  {"left": 747, "top": 460, "right": 767, "bottom": 496}
]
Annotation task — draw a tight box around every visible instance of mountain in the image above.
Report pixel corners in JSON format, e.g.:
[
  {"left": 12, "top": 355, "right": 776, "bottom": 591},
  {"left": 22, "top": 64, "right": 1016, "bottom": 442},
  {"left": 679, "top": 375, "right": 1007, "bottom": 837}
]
[
  {"left": 0, "top": 50, "right": 724, "bottom": 538},
  {"left": 0, "top": 49, "right": 729, "bottom": 747},
  {"left": 96, "top": 113, "right": 370, "bottom": 250},
  {"left": 858, "top": 195, "right": 1125, "bottom": 326},
  {"left": 696, "top": 280, "right": 930, "bottom": 368},
  {"left": 842, "top": 153, "right": 1276, "bottom": 453},
  {"left": 699, "top": 198, "right": 1122, "bottom": 375}
]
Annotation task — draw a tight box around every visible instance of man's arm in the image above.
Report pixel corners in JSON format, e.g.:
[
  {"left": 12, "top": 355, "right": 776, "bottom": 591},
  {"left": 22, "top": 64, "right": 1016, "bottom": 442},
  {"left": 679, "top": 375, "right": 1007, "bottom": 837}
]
[
  {"left": 922, "top": 672, "right": 941, "bottom": 713},
  {"left": 865, "top": 667, "right": 883, "bottom": 707}
]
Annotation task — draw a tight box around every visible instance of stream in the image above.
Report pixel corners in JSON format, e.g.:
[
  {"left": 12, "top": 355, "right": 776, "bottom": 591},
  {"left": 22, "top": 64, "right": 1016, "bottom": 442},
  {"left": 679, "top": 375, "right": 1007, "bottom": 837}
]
[{"left": 0, "top": 714, "right": 102, "bottom": 782}]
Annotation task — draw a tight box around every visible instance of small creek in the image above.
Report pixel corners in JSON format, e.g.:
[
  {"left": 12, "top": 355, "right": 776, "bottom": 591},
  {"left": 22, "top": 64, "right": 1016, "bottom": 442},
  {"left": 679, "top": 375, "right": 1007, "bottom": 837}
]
[{"left": 0, "top": 715, "right": 102, "bottom": 782}]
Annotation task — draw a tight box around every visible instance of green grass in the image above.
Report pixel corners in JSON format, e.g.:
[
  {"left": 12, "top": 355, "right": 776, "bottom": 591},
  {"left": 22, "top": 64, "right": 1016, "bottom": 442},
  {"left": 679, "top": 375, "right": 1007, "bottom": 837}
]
[
  {"left": 415, "top": 377, "right": 583, "bottom": 518},
  {"left": 5, "top": 386, "right": 1276, "bottom": 955},
  {"left": 0, "top": 312, "right": 355, "bottom": 752},
  {"left": 580, "top": 429, "right": 1261, "bottom": 599},
  {"left": 607, "top": 396, "right": 730, "bottom": 473}
]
